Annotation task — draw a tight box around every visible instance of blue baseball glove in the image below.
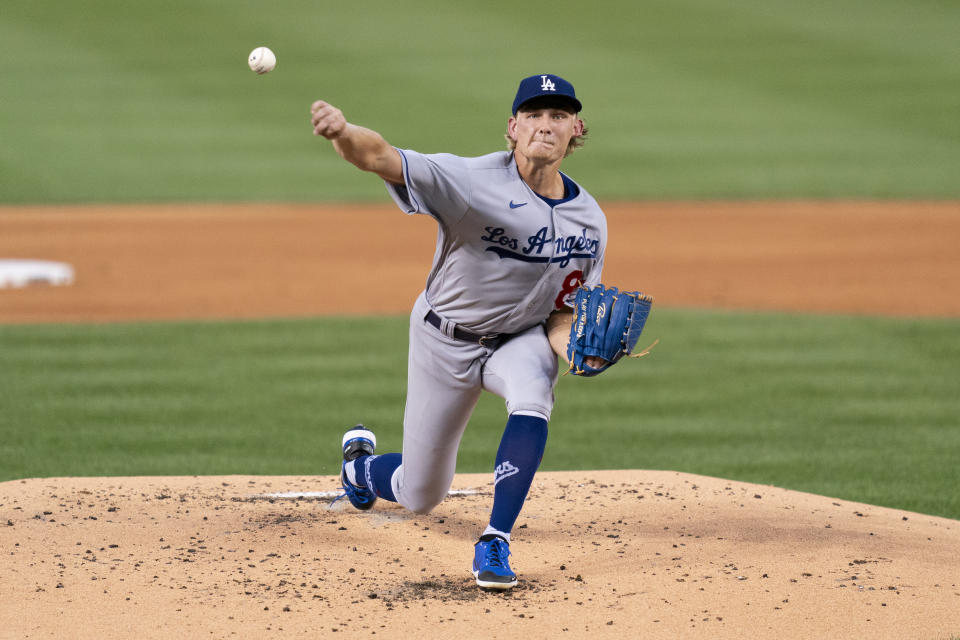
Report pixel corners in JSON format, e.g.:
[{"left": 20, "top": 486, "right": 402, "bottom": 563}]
[{"left": 566, "top": 285, "right": 655, "bottom": 377}]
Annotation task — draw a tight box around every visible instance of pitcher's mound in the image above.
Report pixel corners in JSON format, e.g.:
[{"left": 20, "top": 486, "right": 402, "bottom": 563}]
[{"left": 2, "top": 470, "right": 958, "bottom": 639}]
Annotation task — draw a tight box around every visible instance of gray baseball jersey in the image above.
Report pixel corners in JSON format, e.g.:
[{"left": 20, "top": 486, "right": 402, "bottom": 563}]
[
  {"left": 386, "top": 150, "right": 606, "bottom": 334},
  {"left": 380, "top": 149, "right": 607, "bottom": 513}
]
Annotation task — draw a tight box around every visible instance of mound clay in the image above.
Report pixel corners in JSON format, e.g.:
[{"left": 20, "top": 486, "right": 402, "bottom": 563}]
[
  {"left": 2, "top": 472, "right": 959, "bottom": 639},
  {"left": 1, "top": 202, "right": 959, "bottom": 638}
]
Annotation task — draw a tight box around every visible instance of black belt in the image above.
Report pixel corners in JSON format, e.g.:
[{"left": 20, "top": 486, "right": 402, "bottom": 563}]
[{"left": 425, "top": 310, "right": 505, "bottom": 349}]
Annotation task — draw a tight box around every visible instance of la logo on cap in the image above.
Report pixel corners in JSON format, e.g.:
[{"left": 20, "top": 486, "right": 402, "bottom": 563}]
[{"left": 512, "top": 73, "right": 582, "bottom": 114}]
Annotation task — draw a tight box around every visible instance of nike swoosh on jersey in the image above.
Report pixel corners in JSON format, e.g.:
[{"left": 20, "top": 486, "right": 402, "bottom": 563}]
[{"left": 509, "top": 201, "right": 528, "bottom": 209}]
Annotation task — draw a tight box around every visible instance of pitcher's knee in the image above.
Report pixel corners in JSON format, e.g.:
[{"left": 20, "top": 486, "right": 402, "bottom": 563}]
[
  {"left": 408, "top": 501, "right": 439, "bottom": 515},
  {"left": 402, "top": 491, "right": 446, "bottom": 515},
  {"left": 397, "top": 481, "right": 451, "bottom": 514}
]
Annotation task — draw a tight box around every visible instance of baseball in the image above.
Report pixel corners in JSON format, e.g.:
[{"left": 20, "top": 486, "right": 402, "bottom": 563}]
[{"left": 248, "top": 46, "right": 276, "bottom": 74}]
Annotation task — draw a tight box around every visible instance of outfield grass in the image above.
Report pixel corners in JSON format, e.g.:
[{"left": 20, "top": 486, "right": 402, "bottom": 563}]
[
  {"left": 2, "top": 309, "right": 958, "bottom": 519},
  {"left": 2, "top": 0, "right": 959, "bottom": 202}
]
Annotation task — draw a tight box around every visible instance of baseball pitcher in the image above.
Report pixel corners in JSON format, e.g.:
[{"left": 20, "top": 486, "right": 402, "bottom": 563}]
[{"left": 311, "top": 74, "right": 652, "bottom": 590}]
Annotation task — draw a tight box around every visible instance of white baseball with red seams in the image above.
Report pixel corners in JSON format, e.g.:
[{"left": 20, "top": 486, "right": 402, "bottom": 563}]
[{"left": 248, "top": 46, "right": 276, "bottom": 74}]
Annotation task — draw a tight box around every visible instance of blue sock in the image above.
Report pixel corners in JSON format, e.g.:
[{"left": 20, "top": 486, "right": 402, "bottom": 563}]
[
  {"left": 487, "top": 414, "right": 548, "bottom": 535},
  {"left": 359, "top": 453, "right": 401, "bottom": 503}
]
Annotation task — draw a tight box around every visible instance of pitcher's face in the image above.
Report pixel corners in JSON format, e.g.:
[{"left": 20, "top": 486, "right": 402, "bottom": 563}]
[{"left": 508, "top": 107, "right": 583, "bottom": 164}]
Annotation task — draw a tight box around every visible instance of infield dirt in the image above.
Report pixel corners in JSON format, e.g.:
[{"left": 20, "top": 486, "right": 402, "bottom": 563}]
[
  {"left": 1, "top": 202, "right": 959, "bottom": 639},
  {"left": 2, "top": 201, "right": 959, "bottom": 322}
]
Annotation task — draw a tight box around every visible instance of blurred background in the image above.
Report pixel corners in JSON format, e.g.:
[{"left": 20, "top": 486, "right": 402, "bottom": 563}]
[{"left": 2, "top": 0, "right": 959, "bottom": 203}]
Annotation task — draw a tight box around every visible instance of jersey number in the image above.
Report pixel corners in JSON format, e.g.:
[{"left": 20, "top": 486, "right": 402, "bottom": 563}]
[{"left": 554, "top": 270, "right": 584, "bottom": 309}]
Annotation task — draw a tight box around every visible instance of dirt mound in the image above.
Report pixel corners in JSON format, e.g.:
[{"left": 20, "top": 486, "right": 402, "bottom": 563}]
[{"left": 2, "top": 470, "right": 958, "bottom": 639}]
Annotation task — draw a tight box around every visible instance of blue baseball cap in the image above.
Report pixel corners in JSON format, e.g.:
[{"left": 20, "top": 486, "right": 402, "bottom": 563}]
[{"left": 512, "top": 74, "right": 582, "bottom": 114}]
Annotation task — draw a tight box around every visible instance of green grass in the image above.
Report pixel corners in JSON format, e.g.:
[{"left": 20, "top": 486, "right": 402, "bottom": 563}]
[
  {"left": 2, "top": 309, "right": 958, "bottom": 520},
  {"left": 2, "top": 0, "right": 959, "bottom": 202}
]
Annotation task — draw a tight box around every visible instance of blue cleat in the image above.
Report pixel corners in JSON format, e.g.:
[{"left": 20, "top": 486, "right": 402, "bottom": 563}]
[
  {"left": 472, "top": 535, "right": 517, "bottom": 590},
  {"left": 338, "top": 425, "right": 377, "bottom": 511}
]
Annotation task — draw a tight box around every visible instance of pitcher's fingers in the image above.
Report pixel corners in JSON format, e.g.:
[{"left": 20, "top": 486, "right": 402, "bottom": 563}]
[
  {"left": 311, "top": 105, "right": 335, "bottom": 128},
  {"left": 314, "top": 115, "right": 345, "bottom": 138}
]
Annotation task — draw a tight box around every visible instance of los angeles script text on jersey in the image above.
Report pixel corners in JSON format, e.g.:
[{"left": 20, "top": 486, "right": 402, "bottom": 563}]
[{"left": 386, "top": 150, "right": 607, "bottom": 336}]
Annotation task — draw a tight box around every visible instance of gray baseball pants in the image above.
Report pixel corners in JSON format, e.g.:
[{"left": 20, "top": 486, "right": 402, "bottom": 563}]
[{"left": 386, "top": 292, "right": 559, "bottom": 513}]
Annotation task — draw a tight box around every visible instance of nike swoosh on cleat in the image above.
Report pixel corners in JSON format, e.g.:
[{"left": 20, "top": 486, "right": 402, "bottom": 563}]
[{"left": 509, "top": 201, "right": 528, "bottom": 209}]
